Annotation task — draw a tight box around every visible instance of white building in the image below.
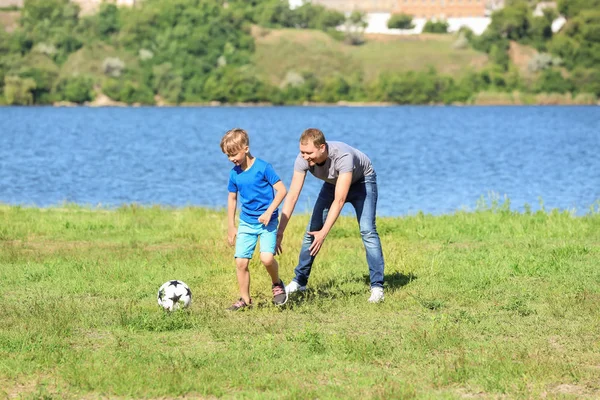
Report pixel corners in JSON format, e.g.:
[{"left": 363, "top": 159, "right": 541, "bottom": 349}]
[{"left": 363, "top": 13, "right": 491, "bottom": 35}]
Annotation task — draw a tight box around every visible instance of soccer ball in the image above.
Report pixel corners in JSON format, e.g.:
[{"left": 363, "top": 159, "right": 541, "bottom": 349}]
[{"left": 157, "top": 280, "right": 192, "bottom": 311}]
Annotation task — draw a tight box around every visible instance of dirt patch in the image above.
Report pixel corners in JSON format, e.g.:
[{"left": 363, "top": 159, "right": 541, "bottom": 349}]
[
  {"left": 508, "top": 41, "right": 537, "bottom": 77},
  {"left": 0, "top": 10, "right": 19, "bottom": 32},
  {"left": 253, "top": 26, "right": 334, "bottom": 45},
  {"left": 543, "top": 384, "right": 598, "bottom": 398},
  {"left": 365, "top": 33, "right": 450, "bottom": 42}
]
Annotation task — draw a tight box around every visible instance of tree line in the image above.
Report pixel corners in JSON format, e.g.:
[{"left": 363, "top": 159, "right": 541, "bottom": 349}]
[{"left": 0, "top": 0, "right": 598, "bottom": 105}]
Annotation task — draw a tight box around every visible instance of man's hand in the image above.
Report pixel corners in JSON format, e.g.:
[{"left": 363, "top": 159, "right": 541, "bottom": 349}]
[
  {"left": 227, "top": 226, "right": 237, "bottom": 246},
  {"left": 307, "top": 229, "right": 327, "bottom": 256},
  {"left": 276, "top": 231, "right": 284, "bottom": 255}
]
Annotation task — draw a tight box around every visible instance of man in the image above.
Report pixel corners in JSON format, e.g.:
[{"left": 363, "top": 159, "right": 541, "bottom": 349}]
[{"left": 276, "top": 128, "right": 385, "bottom": 303}]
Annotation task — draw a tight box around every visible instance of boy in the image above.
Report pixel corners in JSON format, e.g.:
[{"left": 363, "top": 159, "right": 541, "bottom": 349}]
[
  {"left": 276, "top": 128, "right": 385, "bottom": 303},
  {"left": 221, "top": 128, "right": 288, "bottom": 310}
]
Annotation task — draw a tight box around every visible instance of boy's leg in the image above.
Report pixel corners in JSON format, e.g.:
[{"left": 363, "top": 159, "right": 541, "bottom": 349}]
[
  {"left": 292, "top": 183, "right": 335, "bottom": 287},
  {"left": 259, "top": 219, "right": 287, "bottom": 305},
  {"left": 234, "top": 221, "right": 259, "bottom": 305},
  {"left": 235, "top": 257, "right": 251, "bottom": 305},
  {"left": 261, "top": 252, "right": 279, "bottom": 283},
  {"left": 347, "top": 174, "right": 385, "bottom": 289},
  {"left": 259, "top": 219, "right": 281, "bottom": 285}
]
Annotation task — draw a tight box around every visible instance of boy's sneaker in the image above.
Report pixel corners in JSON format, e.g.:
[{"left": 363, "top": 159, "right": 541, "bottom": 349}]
[
  {"left": 227, "top": 298, "right": 252, "bottom": 311},
  {"left": 285, "top": 280, "right": 306, "bottom": 295},
  {"left": 368, "top": 287, "right": 384, "bottom": 303},
  {"left": 272, "top": 280, "right": 288, "bottom": 306}
]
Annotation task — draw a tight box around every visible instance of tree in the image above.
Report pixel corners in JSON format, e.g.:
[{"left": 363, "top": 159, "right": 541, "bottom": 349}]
[
  {"left": 534, "top": 69, "right": 574, "bottom": 93},
  {"left": 344, "top": 11, "right": 368, "bottom": 45},
  {"left": 55, "top": 75, "right": 94, "bottom": 103},
  {"left": 97, "top": 3, "right": 121, "bottom": 39},
  {"left": 571, "top": 68, "right": 600, "bottom": 96},
  {"left": 489, "top": 0, "right": 531, "bottom": 41},
  {"left": 557, "top": 0, "right": 600, "bottom": 19},
  {"left": 4, "top": 75, "right": 36, "bottom": 105}
]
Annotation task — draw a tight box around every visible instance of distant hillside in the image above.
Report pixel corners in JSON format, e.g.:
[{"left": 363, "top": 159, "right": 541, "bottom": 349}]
[{"left": 252, "top": 27, "right": 490, "bottom": 86}]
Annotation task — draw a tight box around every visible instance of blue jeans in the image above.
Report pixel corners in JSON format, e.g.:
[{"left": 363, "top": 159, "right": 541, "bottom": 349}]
[{"left": 293, "top": 173, "right": 385, "bottom": 288}]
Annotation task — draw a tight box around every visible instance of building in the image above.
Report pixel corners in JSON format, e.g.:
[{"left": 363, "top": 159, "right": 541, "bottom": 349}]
[
  {"left": 301, "top": 0, "right": 496, "bottom": 34},
  {"left": 71, "top": 0, "right": 137, "bottom": 14},
  {"left": 308, "top": 0, "right": 492, "bottom": 18},
  {"left": 0, "top": 0, "right": 23, "bottom": 7}
]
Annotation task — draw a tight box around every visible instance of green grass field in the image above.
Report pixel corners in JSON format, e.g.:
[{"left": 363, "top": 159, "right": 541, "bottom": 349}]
[
  {"left": 1, "top": 201, "right": 599, "bottom": 399},
  {"left": 252, "top": 29, "right": 489, "bottom": 86}
]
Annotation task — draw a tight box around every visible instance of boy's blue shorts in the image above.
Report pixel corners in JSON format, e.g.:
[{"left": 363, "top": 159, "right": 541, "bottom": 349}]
[{"left": 235, "top": 218, "right": 278, "bottom": 259}]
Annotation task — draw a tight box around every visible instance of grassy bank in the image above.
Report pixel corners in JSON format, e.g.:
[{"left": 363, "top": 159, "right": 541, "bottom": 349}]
[
  {"left": 252, "top": 29, "right": 488, "bottom": 86},
  {"left": 1, "top": 203, "right": 600, "bottom": 399}
]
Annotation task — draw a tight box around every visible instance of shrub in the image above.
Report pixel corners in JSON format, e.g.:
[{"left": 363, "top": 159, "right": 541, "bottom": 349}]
[
  {"left": 138, "top": 49, "right": 153, "bottom": 61},
  {"left": 32, "top": 43, "right": 57, "bottom": 57},
  {"left": 528, "top": 53, "right": 562, "bottom": 72},
  {"left": 453, "top": 32, "right": 469, "bottom": 49},
  {"left": 388, "top": 14, "right": 414, "bottom": 30},
  {"left": 102, "top": 57, "right": 125, "bottom": 78},
  {"left": 423, "top": 20, "right": 449, "bottom": 34}
]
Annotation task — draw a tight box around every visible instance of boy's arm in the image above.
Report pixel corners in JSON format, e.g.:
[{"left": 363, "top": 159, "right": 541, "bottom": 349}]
[
  {"left": 258, "top": 180, "right": 287, "bottom": 225},
  {"left": 276, "top": 171, "right": 306, "bottom": 253},
  {"left": 307, "top": 171, "right": 352, "bottom": 256},
  {"left": 227, "top": 191, "right": 237, "bottom": 246}
]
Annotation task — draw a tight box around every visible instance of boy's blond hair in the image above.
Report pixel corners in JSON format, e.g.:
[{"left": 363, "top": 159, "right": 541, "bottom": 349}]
[
  {"left": 300, "top": 128, "right": 326, "bottom": 147},
  {"left": 220, "top": 128, "right": 249, "bottom": 155}
]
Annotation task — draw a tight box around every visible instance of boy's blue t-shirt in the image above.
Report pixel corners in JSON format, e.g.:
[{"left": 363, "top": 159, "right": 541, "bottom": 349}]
[{"left": 228, "top": 158, "right": 281, "bottom": 224}]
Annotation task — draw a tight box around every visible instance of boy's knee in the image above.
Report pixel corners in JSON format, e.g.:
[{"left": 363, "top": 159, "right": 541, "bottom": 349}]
[
  {"left": 235, "top": 259, "right": 250, "bottom": 270},
  {"left": 260, "top": 252, "right": 275, "bottom": 265}
]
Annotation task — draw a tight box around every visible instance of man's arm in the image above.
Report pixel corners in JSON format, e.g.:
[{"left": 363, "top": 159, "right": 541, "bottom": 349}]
[
  {"left": 276, "top": 171, "right": 306, "bottom": 253},
  {"left": 307, "top": 171, "right": 352, "bottom": 256}
]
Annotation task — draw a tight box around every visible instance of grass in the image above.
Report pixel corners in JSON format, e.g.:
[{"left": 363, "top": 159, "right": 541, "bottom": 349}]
[
  {"left": 1, "top": 201, "right": 600, "bottom": 399},
  {"left": 60, "top": 42, "right": 141, "bottom": 83},
  {"left": 252, "top": 28, "right": 489, "bottom": 85}
]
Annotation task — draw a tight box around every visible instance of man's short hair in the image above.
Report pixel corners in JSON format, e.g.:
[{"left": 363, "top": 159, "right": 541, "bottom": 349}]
[{"left": 300, "top": 128, "right": 326, "bottom": 147}]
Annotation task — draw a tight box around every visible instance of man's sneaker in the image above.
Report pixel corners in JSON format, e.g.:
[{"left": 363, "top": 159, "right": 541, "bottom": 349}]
[
  {"left": 368, "top": 287, "right": 384, "bottom": 303},
  {"left": 272, "top": 280, "right": 288, "bottom": 306},
  {"left": 285, "top": 280, "right": 306, "bottom": 295},
  {"left": 227, "top": 298, "right": 252, "bottom": 311}
]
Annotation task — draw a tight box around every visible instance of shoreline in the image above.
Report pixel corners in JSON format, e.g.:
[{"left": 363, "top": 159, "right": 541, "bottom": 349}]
[{"left": 2, "top": 91, "right": 597, "bottom": 108}]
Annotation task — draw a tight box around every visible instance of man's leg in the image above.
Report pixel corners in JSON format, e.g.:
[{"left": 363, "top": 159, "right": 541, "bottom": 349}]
[
  {"left": 292, "top": 183, "right": 335, "bottom": 287},
  {"left": 347, "top": 174, "right": 385, "bottom": 290}
]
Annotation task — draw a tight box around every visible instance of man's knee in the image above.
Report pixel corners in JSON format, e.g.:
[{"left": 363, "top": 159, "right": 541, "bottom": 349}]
[{"left": 360, "top": 227, "right": 378, "bottom": 237}]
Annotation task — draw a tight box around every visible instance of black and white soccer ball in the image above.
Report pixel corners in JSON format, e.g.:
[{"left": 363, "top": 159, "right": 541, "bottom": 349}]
[{"left": 157, "top": 280, "right": 192, "bottom": 311}]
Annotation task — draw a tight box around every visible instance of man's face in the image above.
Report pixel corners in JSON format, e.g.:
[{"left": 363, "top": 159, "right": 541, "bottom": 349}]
[{"left": 299, "top": 142, "right": 326, "bottom": 166}]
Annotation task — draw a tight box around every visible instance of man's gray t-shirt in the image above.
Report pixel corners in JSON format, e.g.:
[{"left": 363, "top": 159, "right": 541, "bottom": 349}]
[{"left": 294, "top": 141, "right": 374, "bottom": 185}]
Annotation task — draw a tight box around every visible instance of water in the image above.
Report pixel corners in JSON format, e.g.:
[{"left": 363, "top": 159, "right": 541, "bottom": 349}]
[{"left": 1, "top": 106, "right": 598, "bottom": 216}]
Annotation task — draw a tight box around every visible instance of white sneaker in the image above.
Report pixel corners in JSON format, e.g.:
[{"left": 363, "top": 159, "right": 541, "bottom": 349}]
[
  {"left": 368, "top": 287, "right": 384, "bottom": 303},
  {"left": 285, "top": 280, "right": 306, "bottom": 295}
]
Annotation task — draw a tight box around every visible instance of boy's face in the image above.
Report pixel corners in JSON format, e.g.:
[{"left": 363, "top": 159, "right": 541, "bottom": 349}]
[
  {"left": 299, "top": 142, "right": 327, "bottom": 166},
  {"left": 226, "top": 146, "right": 249, "bottom": 167}
]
